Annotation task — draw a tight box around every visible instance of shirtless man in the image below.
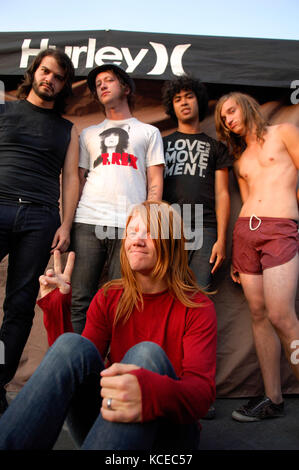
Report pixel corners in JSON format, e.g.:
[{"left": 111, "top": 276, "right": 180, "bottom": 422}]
[{"left": 215, "top": 92, "right": 299, "bottom": 422}]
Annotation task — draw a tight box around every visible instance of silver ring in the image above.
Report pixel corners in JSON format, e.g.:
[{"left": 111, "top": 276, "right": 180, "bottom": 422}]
[{"left": 107, "top": 398, "right": 112, "bottom": 410}]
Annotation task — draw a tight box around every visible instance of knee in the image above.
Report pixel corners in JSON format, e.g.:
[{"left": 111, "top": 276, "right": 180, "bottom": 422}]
[
  {"left": 129, "top": 341, "right": 164, "bottom": 361},
  {"left": 38, "top": 333, "right": 103, "bottom": 387},
  {"left": 122, "top": 342, "right": 175, "bottom": 376},
  {"left": 267, "top": 309, "right": 296, "bottom": 335},
  {"left": 50, "top": 333, "right": 97, "bottom": 361},
  {"left": 248, "top": 300, "right": 266, "bottom": 324}
]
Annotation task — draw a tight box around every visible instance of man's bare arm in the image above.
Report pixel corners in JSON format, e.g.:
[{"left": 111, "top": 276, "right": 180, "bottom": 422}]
[
  {"left": 51, "top": 125, "right": 79, "bottom": 253},
  {"left": 146, "top": 164, "right": 164, "bottom": 201},
  {"left": 210, "top": 168, "right": 230, "bottom": 273},
  {"left": 279, "top": 123, "right": 299, "bottom": 169},
  {"left": 78, "top": 167, "right": 88, "bottom": 199},
  {"left": 230, "top": 162, "right": 248, "bottom": 283}
]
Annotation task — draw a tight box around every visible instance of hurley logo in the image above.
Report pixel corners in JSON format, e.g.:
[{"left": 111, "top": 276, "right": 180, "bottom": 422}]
[{"left": 20, "top": 38, "right": 191, "bottom": 76}]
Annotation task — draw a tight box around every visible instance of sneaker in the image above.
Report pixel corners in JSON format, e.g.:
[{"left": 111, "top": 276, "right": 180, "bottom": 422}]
[
  {"left": 232, "top": 396, "right": 284, "bottom": 422},
  {"left": 202, "top": 405, "right": 216, "bottom": 420}
]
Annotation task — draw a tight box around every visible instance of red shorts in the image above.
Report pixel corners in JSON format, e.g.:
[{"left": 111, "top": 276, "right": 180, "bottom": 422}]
[{"left": 232, "top": 216, "right": 299, "bottom": 275}]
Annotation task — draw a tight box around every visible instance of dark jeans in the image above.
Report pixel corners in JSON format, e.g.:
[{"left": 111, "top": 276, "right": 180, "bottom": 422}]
[
  {"left": 0, "top": 334, "right": 200, "bottom": 450},
  {"left": 0, "top": 202, "right": 60, "bottom": 391},
  {"left": 70, "top": 222, "right": 122, "bottom": 334},
  {"left": 188, "top": 227, "right": 217, "bottom": 289}
]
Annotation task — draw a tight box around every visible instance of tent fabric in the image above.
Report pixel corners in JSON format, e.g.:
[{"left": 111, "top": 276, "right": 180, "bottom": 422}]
[
  {"left": 0, "top": 29, "right": 299, "bottom": 88},
  {"left": 2, "top": 80, "right": 299, "bottom": 397}
]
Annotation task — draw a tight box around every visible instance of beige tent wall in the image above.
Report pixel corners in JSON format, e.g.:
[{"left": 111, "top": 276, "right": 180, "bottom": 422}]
[{"left": 1, "top": 80, "right": 299, "bottom": 397}]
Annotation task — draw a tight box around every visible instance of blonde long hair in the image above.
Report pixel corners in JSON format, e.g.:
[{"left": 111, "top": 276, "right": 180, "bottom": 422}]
[
  {"left": 215, "top": 92, "right": 268, "bottom": 159},
  {"left": 103, "top": 200, "right": 205, "bottom": 325}
]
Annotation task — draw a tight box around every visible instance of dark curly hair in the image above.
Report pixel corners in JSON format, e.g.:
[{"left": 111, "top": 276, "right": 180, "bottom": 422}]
[
  {"left": 162, "top": 75, "right": 208, "bottom": 123},
  {"left": 17, "top": 48, "right": 75, "bottom": 114}
]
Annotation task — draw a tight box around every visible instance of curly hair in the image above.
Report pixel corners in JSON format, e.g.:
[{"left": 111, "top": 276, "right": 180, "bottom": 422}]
[
  {"left": 215, "top": 92, "right": 268, "bottom": 159},
  {"left": 162, "top": 75, "right": 208, "bottom": 123},
  {"left": 17, "top": 48, "right": 75, "bottom": 114}
]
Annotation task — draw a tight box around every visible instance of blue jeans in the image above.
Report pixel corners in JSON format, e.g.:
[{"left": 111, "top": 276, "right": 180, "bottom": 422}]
[
  {"left": 70, "top": 223, "right": 122, "bottom": 334},
  {"left": 0, "top": 334, "right": 199, "bottom": 450},
  {"left": 188, "top": 227, "right": 217, "bottom": 289},
  {"left": 0, "top": 202, "right": 60, "bottom": 391}
]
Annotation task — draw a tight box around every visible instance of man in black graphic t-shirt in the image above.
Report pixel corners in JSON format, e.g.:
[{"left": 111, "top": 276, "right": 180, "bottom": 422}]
[
  {"left": 0, "top": 49, "right": 79, "bottom": 414},
  {"left": 162, "top": 75, "right": 232, "bottom": 291},
  {"left": 162, "top": 76, "right": 232, "bottom": 421}
]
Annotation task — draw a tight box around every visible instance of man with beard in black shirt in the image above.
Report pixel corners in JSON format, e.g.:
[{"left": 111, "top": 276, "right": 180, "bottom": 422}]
[{"left": 0, "top": 48, "right": 79, "bottom": 414}]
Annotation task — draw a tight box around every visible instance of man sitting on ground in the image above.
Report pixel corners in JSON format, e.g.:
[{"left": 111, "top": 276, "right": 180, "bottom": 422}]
[{"left": 0, "top": 201, "right": 217, "bottom": 450}]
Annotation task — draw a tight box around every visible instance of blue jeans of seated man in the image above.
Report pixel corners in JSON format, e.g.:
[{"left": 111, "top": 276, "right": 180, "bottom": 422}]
[
  {"left": 0, "top": 202, "right": 60, "bottom": 392},
  {"left": 0, "top": 334, "right": 200, "bottom": 450},
  {"left": 70, "top": 223, "right": 123, "bottom": 334},
  {"left": 188, "top": 227, "right": 217, "bottom": 289}
]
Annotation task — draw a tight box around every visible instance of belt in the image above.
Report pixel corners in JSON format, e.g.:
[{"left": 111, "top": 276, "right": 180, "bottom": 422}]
[
  {"left": 0, "top": 197, "right": 33, "bottom": 204},
  {"left": 17, "top": 198, "right": 32, "bottom": 204}
]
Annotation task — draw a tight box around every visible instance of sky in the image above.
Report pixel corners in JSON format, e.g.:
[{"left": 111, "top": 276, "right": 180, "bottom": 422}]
[{"left": 0, "top": 0, "right": 299, "bottom": 40}]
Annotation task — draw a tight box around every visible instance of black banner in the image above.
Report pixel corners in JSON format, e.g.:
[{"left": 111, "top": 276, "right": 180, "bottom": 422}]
[{"left": 0, "top": 29, "right": 298, "bottom": 88}]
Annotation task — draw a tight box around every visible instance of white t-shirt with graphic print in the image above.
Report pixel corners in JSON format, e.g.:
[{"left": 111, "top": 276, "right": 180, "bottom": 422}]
[{"left": 74, "top": 118, "right": 165, "bottom": 228}]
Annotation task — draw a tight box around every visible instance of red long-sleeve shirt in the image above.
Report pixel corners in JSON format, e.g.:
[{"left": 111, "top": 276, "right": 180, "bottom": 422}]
[{"left": 38, "top": 287, "right": 217, "bottom": 424}]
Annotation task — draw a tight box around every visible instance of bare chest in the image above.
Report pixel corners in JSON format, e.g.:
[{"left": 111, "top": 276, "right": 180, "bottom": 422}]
[{"left": 238, "top": 134, "right": 290, "bottom": 181}]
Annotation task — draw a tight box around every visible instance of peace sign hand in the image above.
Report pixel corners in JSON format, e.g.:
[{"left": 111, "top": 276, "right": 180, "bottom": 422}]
[{"left": 39, "top": 250, "right": 75, "bottom": 298}]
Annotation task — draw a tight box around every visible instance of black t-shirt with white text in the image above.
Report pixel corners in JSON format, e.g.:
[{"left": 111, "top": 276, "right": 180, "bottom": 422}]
[{"left": 162, "top": 131, "right": 233, "bottom": 228}]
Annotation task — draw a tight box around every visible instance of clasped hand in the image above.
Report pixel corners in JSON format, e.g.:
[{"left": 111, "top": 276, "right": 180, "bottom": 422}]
[{"left": 100, "top": 363, "right": 142, "bottom": 423}]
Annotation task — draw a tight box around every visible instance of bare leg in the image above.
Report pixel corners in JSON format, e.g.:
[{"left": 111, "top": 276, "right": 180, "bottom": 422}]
[
  {"left": 239, "top": 273, "right": 283, "bottom": 403},
  {"left": 263, "top": 254, "right": 299, "bottom": 382}
]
